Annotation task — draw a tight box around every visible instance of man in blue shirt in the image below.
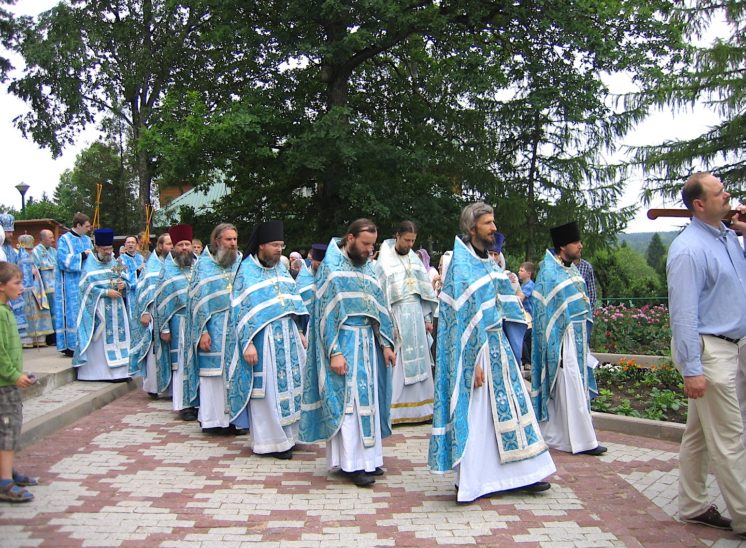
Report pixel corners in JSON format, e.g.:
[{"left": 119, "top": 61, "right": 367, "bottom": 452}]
[{"left": 667, "top": 172, "right": 746, "bottom": 539}]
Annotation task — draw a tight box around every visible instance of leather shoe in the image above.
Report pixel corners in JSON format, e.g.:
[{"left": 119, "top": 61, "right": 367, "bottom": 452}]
[
  {"left": 179, "top": 408, "right": 198, "bottom": 421},
  {"left": 578, "top": 445, "right": 607, "bottom": 456},
  {"left": 270, "top": 449, "right": 293, "bottom": 460},
  {"left": 683, "top": 505, "right": 732, "bottom": 530},
  {"left": 365, "top": 467, "right": 385, "bottom": 476},
  {"left": 345, "top": 471, "right": 375, "bottom": 487},
  {"left": 509, "top": 481, "right": 551, "bottom": 493}
]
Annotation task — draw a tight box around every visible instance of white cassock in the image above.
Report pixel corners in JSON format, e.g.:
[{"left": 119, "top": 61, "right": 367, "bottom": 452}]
[
  {"left": 199, "top": 376, "right": 230, "bottom": 428},
  {"left": 77, "top": 301, "right": 130, "bottom": 381},
  {"left": 390, "top": 296, "right": 434, "bottom": 424},
  {"left": 454, "top": 341, "right": 556, "bottom": 503},
  {"left": 539, "top": 327, "right": 598, "bottom": 453},
  {"left": 248, "top": 319, "right": 305, "bottom": 453}
]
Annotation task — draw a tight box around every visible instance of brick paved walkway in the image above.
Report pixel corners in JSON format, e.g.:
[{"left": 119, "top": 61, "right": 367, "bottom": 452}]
[{"left": 3, "top": 391, "right": 744, "bottom": 547}]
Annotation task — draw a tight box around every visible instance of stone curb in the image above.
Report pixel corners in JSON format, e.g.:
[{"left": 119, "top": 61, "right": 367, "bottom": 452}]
[
  {"left": 22, "top": 366, "right": 76, "bottom": 401},
  {"left": 20, "top": 378, "right": 142, "bottom": 449},
  {"left": 593, "top": 411, "right": 684, "bottom": 443}
]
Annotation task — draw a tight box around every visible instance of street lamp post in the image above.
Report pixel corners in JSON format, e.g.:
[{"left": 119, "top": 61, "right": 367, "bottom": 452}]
[{"left": 15, "top": 182, "right": 30, "bottom": 212}]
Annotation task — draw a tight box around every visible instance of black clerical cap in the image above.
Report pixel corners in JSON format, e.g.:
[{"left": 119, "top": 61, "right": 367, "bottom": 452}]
[
  {"left": 550, "top": 221, "right": 581, "bottom": 249},
  {"left": 245, "top": 220, "right": 284, "bottom": 257}
]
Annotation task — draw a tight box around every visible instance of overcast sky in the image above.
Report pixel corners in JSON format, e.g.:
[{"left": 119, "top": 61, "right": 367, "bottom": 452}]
[{"left": 0, "top": 0, "right": 726, "bottom": 234}]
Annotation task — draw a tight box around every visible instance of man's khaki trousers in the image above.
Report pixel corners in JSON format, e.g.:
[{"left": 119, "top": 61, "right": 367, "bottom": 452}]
[{"left": 678, "top": 335, "right": 746, "bottom": 533}]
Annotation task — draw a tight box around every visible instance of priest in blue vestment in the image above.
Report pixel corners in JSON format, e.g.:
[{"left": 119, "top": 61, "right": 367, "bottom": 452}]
[
  {"left": 129, "top": 233, "right": 173, "bottom": 398},
  {"left": 120, "top": 235, "right": 145, "bottom": 310},
  {"left": 184, "top": 223, "right": 243, "bottom": 434},
  {"left": 294, "top": 243, "right": 325, "bottom": 335},
  {"left": 227, "top": 221, "right": 308, "bottom": 458},
  {"left": 0, "top": 214, "right": 26, "bottom": 341},
  {"left": 154, "top": 225, "right": 198, "bottom": 419},
  {"left": 375, "top": 222, "right": 438, "bottom": 425},
  {"left": 73, "top": 228, "right": 130, "bottom": 381},
  {"left": 429, "top": 203, "right": 555, "bottom": 502},
  {"left": 531, "top": 221, "right": 605, "bottom": 456},
  {"left": 300, "top": 219, "right": 396, "bottom": 487},
  {"left": 32, "top": 230, "right": 58, "bottom": 339},
  {"left": 17, "top": 235, "right": 53, "bottom": 347},
  {"left": 54, "top": 212, "right": 93, "bottom": 356}
]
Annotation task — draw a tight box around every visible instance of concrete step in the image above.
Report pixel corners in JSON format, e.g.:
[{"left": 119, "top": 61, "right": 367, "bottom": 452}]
[{"left": 19, "top": 346, "right": 140, "bottom": 449}]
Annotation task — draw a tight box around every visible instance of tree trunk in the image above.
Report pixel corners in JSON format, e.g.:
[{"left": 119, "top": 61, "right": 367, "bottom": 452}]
[{"left": 524, "top": 116, "right": 541, "bottom": 261}]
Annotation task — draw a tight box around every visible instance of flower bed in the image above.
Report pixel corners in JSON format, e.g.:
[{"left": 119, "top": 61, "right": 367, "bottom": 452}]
[
  {"left": 591, "top": 304, "right": 671, "bottom": 356},
  {"left": 592, "top": 359, "right": 687, "bottom": 423}
]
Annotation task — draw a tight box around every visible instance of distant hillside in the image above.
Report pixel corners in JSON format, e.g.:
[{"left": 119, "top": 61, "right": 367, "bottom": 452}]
[{"left": 618, "top": 231, "right": 678, "bottom": 254}]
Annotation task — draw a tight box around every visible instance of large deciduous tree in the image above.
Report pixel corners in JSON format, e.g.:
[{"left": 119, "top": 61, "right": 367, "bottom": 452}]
[
  {"left": 9, "top": 0, "right": 246, "bottom": 218},
  {"left": 148, "top": 0, "right": 686, "bottom": 252}
]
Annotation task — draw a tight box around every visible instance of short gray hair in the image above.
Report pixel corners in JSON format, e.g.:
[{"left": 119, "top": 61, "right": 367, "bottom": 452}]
[{"left": 460, "top": 202, "right": 493, "bottom": 237}]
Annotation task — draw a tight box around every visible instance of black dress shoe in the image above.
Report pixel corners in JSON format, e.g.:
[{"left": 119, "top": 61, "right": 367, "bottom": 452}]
[
  {"left": 202, "top": 426, "right": 227, "bottom": 435},
  {"left": 365, "top": 467, "right": 385, "bottom": 476},
  {"left": 270, "top": 449, "right": 293, "bottom": 460},
  {"left": 510, "top": 481, "right": 551, "bottom": 493},
  {"left": 345, "top": 470, "right": 375, "bottom": 487},
  {"left": 226, "top": 424, "right": 248, "bottom": 436},
  {"left": 578, "top": 445, "right": 607, "bottom": 456},
  {"left": 147, "top": 392, "right": 159, "bottom": 400},
  {"left": 179, "top": 408, "right": 198, "bottom": 421},
  {"left": 62, "top": 349, "right": 74, "bottom": 357}
]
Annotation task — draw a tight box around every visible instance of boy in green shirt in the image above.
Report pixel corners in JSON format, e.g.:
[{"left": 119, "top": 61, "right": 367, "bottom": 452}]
[{"left": 0, "top": 262, "right": 37, "bottom": 502}]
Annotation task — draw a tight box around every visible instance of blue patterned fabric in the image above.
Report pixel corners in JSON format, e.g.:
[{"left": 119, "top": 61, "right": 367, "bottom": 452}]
[
  {"left": 295, "top": 261, "right": 315, "bottom": 333},
  {"left": 531, "top": 249, "right": 596, "bottom": 422},
  {"left": 295, "top": 261, "right": 316, "bottom": 311},
  {"left": 54, "top": 232, "right": 93, "bottom": 351},
  {"left": 32, "top": 244, "right": 57, "bottom": 326},
  {"left": 1, "top": 243, "right": 25, "bottom": 337},
  {"left": 128, "top": 253, "right": 163, "bottom": 377},
  {"left": 18, "top": 247, "right": 53, "bottom": 340},
  {"left": 183, "top": 247, "right": 241, "bottom": 408},
  {"left": 120, "top": 252, "right": 144, "bottom": 314},
  {"left": 428, "top": 237, "right": 546, "bottom": 472},
  {"left": 226, "top": 255, "right": 308, "bottom": 421},
  {"left": 153, "top": 253, "right": 194, "bottom": 393},
  {"left": 299, "top": 238, "right": 395, "bottom": 444},
  {"left": 120, "top": 252, "right": 143, "bottom": 291},
  {"left": 72, "top": 254, "right": 130, "bottom": 368}
]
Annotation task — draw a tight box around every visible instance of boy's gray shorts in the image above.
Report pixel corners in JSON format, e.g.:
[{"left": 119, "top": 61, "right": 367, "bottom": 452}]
[{"left": 0, "top": 386, "right": 22, "bottom": 451}]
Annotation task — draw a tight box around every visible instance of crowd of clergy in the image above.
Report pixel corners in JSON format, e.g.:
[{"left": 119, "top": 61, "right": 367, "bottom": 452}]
[{"left": 0, "top": 206, "right": 608, "bottom": 498}]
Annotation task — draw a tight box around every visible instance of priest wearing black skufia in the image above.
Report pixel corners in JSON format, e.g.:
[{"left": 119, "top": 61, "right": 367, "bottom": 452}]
[
  {"left": 227, "top": 221, "right": 309, "bottom": 459},
  {"left": 531, "top": 221, "right": 606, "bottom": 456}
]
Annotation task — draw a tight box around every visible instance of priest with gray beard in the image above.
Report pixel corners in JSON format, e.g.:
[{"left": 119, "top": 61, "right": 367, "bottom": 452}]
[
  {"left": 73, "top": 228, "right": 130, "bottom": 381},
  {"left": 184, "top": 223, "right": 245, "bottom": 435}
]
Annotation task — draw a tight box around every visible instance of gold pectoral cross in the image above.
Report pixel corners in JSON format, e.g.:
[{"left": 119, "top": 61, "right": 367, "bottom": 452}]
[{"left": 226, "top": 281, "right": 232, "bottom": 292}]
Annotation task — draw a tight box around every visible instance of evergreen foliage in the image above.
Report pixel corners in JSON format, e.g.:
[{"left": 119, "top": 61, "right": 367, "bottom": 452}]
[{"left": 632, "top": 1, "right": 746, "bottom": 201}]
